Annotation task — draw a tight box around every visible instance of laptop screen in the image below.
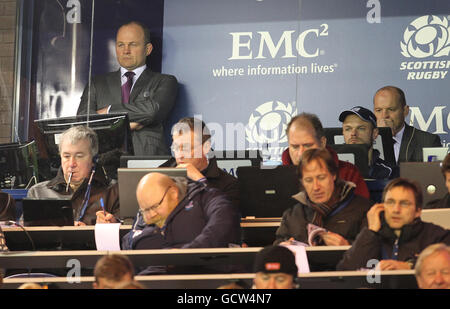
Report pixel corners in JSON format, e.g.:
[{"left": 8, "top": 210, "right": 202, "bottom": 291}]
[
  {"left": 22, "top": 198, "right": 74, "bottom": 226},
  {"left": 400, "top": 162, "right": 446, "bottom": 206},
  {"left": 237, "top": 166, "right": 299, "bottom": 218}
]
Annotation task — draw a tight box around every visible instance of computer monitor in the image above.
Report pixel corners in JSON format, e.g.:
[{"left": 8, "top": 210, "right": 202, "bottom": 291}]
[
  {"left": 324, "top": 127, "right": 395, "bottom": 166},
  {"left": 33, "top": 113, "right": 133, "bottom": 179},
  {"left": 328, "top": 144, "right": 370, "bottom": 178},
  {"left": 400, "top": 162, "right": 446, "bottom": 206},
  {"left": 422, "top": 147, "right": 449, "bottom": 162},
  {"left": 236, "top": 165, "right": 299, "bottom": 218},
  {"left": 120, "top": 155, "right": 172, "bottom": 168},
  {"left": 213, "top": 150, "right": 262, "bottom": 177},
  {"left": 0, "top": 141, "right": 39, "bottom": 189}
]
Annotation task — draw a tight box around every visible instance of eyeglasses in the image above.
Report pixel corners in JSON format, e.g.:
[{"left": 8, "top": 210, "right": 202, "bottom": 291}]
[
  {"left": 384, "top": 199, "right": 414, "bottom": 208},
  {"left": 139, "top": 186, "right": 172, "bottom": 215}
]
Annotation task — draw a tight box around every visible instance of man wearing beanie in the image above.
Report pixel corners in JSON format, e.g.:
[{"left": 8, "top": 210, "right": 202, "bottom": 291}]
[{"left": 253, "top": 245, "right": 298, "bottom": 289}]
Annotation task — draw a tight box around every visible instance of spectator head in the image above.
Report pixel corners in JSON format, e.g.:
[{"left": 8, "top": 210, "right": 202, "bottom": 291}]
[
  {"left": 339, "top": 106, "right": 378, "bottom": 147},
  {"left": 171, "top": 117, "right": 212, "bottom": 171},
  {"left": 253, "top": 245, "right": 298, "bottom": 289},
  {"left": 297, "top": 148, "right": 339, "bottom": 204},
  {"left": 373, "top": 86, "right": 409, "bottom": 136},
  {"left": 58, "top": 125, "right": 98, "bottom": 185},
  {"left": 93, "top": 254, "right": 134, "bottom": 289},
  {"left": 382, "top": 178, "right": 423, "bottom": 232},
  {"left": 286, "top": 113, "right": 327, "bottom": 165},
  {"left": 415, "top": 243, "right": 450, "bottom": 289},
  {"left": 116, "top": 21, "right": 152, "bottom": 71},
  {"left": 136, "top": 172, "right": 180, "bottom": 227}
]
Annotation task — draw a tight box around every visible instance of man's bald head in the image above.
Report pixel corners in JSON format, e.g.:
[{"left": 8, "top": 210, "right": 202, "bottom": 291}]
[{"left": 136, "top": 173, "right": 179, "bottom": 226}]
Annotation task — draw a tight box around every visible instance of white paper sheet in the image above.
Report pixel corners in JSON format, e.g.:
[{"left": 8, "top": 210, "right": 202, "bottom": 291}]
[
  {"left": 95, "top": 223, "right": 121, "bottom": 251},
  {"left": 283, "top": 245, "right": 310, "bottom": 274}
]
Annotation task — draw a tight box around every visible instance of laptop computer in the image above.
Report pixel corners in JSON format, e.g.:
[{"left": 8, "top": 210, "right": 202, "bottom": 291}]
[
  {"left": 422, "top": 147, "right": 449, "bottom": 162},
  {"left": 328, "top": 144, "right": 370, "bottom": 178},
  {"left": 117, "top": 168, "right": 187, "bottom": 220},
  {"left": 400, "top": 162, "right": 446, "bottom": 206},
  {"left": 22, "top": 198, "right": 74, "bottom": 226},
  {"left": 421, "top": 209, "right": 450, "bottom": 229},
  {"left": 236, "top": 165, "right": 299, "bottom": 219}
]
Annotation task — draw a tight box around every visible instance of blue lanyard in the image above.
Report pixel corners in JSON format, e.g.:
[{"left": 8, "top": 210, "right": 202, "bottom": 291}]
[{"left": 77, "top": 168, "right": 96, "bottom": 222}]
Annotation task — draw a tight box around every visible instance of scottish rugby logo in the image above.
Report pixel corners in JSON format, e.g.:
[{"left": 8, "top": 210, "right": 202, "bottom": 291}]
[
  {"left": 401, "top": 15, "right": 450, "bottom": 58},
  {"left": 246, "top": 101, "right": 297, "bottom": 147}
]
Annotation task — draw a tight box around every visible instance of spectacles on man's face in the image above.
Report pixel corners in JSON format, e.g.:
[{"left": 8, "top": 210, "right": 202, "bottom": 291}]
[{"left": 139, "top": 186, "right": 172, "bottom": 215}]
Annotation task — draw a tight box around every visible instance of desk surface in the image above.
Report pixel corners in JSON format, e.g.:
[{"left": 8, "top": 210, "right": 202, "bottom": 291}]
[
  {"left": 0, "top": 246, "right": 349, "bottom": 272},
  {"left": 1, "top": 270, "right": 417, "bottom": 289},
  {"left": 3, "top": 221, "right": 282, "bottom": 250}
]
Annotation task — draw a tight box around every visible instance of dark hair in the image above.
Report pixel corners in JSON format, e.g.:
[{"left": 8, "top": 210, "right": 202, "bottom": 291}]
[
  {"left": 94, "top": 254, "right": 134, "bottom": 283},
  {"left": 297, "top": 148, "right": 339, "bottom": 180},
  {"left": 374, "top": 86, "right": 407, "bottom": 108},
  {"left": 118, "top": 21, "right": 151, "bottom": 45},
  {"left": 286, "top": 113, "right": 325, "bottom": 145},
  {"left": 442, "top": 153, "right": 450, "bottom": 177},
  {"left": 382, "top": 177, "right": 423, "bottom": 209},
  {"left": 172, "top": 117, "right": 211, "bottom": 144}
]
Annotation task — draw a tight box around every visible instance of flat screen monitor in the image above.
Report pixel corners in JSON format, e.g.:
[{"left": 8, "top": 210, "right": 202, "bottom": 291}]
[
  {"left": 33, "top": 113, "right": 133, "bottom": 179},
  {"left": 120, "top": 155, "right": 172, "bottom": 168},
  {"left": 213, "top": 150, "right": 262, "bottom": 178},
  {"left": 328, "top": 144, "right": 370, "bottom": 178},
  {"left": 0, "top": 141, "right": 39, "bottom": 189},
  {"left": 236, "top": 165, "right": 299, "bottom": 218}
]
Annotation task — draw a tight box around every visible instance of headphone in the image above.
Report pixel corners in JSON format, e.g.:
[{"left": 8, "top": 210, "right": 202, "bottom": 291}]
[{"left": 404, "top": 126, "right": 415, "bottom": 162}]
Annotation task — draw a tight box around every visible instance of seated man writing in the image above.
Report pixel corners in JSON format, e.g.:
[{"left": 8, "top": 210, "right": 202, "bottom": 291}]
[
  {"left": 275, "top": 148, "right": 373, "bottom": 247},
  {"left": 119, "top": 172, "right": 241, "bottom": 250},
  {"left": 337, "top": 177, "right": 450, "bottom": 270},
  {"left": 27, "top": 126, "right": 119, "bottom": 225}
]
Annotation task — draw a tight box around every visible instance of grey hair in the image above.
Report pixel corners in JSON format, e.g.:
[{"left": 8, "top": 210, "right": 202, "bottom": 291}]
[
  {"left": 415, "top": 243, "right": 450, "bottom": 277},
  {"left": 58, "top": 125, "right": 99, "bottom": 157}
]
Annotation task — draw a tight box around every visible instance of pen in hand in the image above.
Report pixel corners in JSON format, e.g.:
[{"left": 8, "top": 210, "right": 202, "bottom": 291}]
[{"left": 100, "top": 197, "right": 106, "bottom": 217}]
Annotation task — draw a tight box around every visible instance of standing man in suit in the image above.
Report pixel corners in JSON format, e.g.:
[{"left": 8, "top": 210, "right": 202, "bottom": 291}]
[
  {"left": 373, "top": 86, "right": 441, "bottom": 163},
  {"left": 77, "top": 21, "right": 178, "bottom": 155}
]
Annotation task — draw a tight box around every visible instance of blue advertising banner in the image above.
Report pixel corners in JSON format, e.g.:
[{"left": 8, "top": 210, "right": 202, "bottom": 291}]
[{"left": 162, "top": 0, "right": 450, "bottom": 160}]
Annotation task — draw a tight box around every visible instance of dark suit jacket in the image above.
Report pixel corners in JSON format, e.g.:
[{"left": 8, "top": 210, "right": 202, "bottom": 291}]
[
  {"left": 399, "top": 123, "right": 442, "bottom": 162},
  {"left": 77, "top": 68, "right": 178, "bottom": 155}
]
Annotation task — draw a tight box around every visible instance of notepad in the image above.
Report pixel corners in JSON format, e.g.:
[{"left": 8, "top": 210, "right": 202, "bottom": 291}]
[{"left": 95, "top": 223, "right": 121, "bottom": 251}]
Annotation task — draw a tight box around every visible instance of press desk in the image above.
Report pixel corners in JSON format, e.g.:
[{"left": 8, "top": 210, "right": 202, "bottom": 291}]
[
  {"left": 1, "top": 270, "right": 417, "bottom": 289},
  {"left": 0, "top": 246, "right": 349, "bottom": 272}
]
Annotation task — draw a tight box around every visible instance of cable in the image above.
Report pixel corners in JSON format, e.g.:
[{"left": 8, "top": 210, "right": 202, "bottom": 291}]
[
  {"left": 86, "top": 0, "right": 96, "bottom": 126},
  {"left": 7, "top": 221, "right": 36, "bottom": 251},
  {"left": 25, "top": 175, "right": 37, "bottom": 189},
  {"left": 404, "top": 126, "right": 415, "bottom": 162}
]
